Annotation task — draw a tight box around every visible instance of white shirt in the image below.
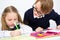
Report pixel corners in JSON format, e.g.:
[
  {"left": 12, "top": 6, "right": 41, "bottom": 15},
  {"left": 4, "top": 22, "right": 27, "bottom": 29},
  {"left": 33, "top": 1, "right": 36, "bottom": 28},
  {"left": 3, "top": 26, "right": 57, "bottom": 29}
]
[{"left": 0, "top": 23, "right": 33, "bottom": 38}]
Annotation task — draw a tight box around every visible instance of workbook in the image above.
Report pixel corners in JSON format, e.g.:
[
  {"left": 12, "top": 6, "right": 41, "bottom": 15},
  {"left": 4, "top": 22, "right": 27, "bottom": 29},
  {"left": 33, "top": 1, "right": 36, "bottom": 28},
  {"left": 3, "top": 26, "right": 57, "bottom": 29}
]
[{"left": 31, "top": 30, "right": 60, "bottom": 38}]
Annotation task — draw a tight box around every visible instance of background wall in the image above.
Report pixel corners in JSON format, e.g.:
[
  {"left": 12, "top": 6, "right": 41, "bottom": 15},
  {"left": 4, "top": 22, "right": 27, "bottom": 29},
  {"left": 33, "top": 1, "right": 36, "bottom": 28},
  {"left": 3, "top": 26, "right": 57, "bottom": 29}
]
[{"left": 0, "top": 0, "right": 60, "bottom": 30}]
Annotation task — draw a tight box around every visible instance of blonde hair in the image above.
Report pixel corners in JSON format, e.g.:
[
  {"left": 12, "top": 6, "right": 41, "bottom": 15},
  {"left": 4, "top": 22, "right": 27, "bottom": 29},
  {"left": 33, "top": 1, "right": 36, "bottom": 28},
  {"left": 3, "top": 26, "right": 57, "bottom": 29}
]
[
  {"left": 1, "top": 6, "right": 23, "bottom": 30},
  {"left": 34, "top": 0, "right": 53, "bottom": 14}
]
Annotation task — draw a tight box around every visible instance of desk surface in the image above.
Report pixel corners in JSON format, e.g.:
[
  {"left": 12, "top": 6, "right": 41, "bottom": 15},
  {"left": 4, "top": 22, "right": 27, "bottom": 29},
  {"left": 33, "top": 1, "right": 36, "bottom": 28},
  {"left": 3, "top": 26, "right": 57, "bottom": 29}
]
[
  {"left": 0, "top": 30, "right": 60, "bottom": 40},
  {"left": 0, "top": 35, "right": 36, "bottom": 40},
  {"left": 0, "top": 35, "right": 60, "bottom": 40}
]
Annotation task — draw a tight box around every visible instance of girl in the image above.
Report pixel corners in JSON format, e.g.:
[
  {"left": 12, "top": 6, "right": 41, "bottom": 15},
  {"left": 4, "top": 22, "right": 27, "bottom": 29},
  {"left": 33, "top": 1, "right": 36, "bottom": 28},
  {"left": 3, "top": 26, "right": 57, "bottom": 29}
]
[
  {"left": 0, "top": 6, "right": 33, "bottom": 37},
  {"left": 23, "top": 0, "right": 60, "bottom": 32}
]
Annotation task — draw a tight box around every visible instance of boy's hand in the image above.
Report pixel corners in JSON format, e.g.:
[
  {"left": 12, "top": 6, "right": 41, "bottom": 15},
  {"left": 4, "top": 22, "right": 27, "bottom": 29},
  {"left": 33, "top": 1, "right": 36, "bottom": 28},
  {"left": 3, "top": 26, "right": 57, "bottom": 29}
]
[
  {"left": 47, "top": 27, "right": 52, "bottom": 30},
  {"left": 10, "top": 30, "right": 21, "bottom": 37},
  {"left": 35, "top": 27, "right": 43, "bottom": 32},
  {"left": 57, "top": 25, "right": 60, "bottom": 30}
]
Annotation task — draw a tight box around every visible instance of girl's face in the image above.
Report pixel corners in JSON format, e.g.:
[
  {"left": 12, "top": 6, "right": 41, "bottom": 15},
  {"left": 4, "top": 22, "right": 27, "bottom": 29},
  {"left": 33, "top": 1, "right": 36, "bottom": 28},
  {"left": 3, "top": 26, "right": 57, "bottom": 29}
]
[{"left": 5, "top": 12, "right": 18, "bottom": 28}]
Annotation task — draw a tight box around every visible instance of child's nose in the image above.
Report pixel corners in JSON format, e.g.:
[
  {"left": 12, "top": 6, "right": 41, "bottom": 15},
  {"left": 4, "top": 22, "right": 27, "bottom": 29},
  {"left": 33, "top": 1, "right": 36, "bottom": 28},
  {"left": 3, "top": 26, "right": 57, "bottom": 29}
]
[{"left": 11, "top": 21, "right": 14, "bottom": 25}]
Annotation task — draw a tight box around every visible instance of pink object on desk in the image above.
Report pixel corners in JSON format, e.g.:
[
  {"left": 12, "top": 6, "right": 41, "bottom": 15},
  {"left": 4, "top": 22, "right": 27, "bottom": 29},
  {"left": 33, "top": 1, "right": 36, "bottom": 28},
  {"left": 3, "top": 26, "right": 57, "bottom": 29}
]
[
  {"left": 31, "top": 31, "right": 60, "bottom": 38},
  {"left": 31, "top": 32, "right": 44, "bottom": 38}
]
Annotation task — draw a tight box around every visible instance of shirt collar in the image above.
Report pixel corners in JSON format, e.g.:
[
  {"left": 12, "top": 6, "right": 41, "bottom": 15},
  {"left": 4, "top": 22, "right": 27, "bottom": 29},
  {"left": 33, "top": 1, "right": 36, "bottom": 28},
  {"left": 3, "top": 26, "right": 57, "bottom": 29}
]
[{"left": 33, "top": 13, "right": 45, "bottom": 18}]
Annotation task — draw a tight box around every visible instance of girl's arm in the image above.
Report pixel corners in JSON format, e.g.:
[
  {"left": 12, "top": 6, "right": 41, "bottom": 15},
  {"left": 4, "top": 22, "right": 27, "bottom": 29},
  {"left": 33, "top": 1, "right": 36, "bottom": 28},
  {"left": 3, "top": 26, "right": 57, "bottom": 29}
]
[
  {"left": 20, "top": 23, "right": 33, "bottom": 35},
  {"left": 8, "top": 23, "right": 33, "bottom": 36},
  {"left": 0, "top": 23, "right": 33, "bottom": 37},
  {"left": 0, "top": 30, "right": 21, "bottom": 37},
  {"left": 0, "top": 31, "right": 11, "bottom": 38}
]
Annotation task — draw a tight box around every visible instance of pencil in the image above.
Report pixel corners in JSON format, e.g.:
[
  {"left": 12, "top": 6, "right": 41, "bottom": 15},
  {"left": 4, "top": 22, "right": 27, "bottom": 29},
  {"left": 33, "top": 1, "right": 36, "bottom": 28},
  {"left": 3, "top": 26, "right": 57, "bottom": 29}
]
[
  {"left": 16, "top": 23, "right": 19, "bottom": 29},
  {"left": 14, "top": 21, "right": 19, "bottom": 30}
]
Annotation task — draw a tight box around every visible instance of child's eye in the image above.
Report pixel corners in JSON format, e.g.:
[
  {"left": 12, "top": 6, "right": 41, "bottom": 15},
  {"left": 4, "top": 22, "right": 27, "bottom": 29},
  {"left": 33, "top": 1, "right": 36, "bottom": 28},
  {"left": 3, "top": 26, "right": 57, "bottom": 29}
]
[
  {"left": 8, "top": 19, "right": 12, "bottom": 21},
  {"left": 14, "top": 19, "right": 17, "bottom": 20}
]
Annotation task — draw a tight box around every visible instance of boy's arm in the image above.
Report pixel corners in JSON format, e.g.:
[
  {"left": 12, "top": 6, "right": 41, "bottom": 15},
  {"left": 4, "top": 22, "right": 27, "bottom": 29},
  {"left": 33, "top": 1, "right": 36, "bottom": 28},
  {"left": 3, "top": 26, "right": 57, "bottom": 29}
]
[
  {"left": 23, "top": 12, "right": 29, "bottom": 25},
  {"left": 50, "top": 9, "right": 60, "bottom": 29}
]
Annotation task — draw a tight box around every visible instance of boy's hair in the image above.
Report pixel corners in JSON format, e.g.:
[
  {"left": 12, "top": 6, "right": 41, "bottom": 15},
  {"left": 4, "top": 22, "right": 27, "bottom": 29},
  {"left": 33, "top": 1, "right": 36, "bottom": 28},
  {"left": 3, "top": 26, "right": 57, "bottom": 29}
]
[
  {"left": 34, "top": 0, "right": 53, "bottom": 14},
  {"left": 1, "top": 6, "right": 23, "bottom": 30}
]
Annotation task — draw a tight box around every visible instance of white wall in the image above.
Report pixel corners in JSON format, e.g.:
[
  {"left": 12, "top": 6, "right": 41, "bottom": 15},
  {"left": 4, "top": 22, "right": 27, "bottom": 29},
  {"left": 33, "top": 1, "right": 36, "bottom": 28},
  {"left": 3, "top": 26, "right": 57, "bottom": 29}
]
[
  {"left": 0, "top": 0, "right": 35, "bottom": 20},
  {"left": 53, "top": 0, "right": 60, "bottom": 15},
  {"left": 0, "top": 0, "right": 60, "bottom": 30}
]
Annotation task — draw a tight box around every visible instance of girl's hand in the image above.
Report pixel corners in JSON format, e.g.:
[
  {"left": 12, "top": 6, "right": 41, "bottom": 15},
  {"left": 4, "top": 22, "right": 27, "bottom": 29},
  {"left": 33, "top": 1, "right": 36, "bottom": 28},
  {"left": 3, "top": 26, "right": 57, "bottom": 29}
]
[
  {"left": 56, "top": 25, "right": 60, "bottom": 30},
  {"left": 35, "top": 27, "right": 43, "bottom": 32},
  {"left": 10, "top": 30, "right": 21, "bottom": 37}
]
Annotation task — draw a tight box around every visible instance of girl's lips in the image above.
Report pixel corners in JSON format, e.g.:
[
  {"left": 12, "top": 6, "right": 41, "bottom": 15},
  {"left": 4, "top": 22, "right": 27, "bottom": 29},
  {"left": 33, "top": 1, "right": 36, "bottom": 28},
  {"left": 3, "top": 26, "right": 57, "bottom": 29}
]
[{"left": 9, "top": 24, "right": 15, "bottom": 27}]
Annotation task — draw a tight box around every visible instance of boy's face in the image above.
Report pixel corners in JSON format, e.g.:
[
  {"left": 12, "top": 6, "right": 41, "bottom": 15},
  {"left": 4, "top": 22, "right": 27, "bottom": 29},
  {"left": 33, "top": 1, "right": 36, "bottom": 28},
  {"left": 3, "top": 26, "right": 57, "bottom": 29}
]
[
  {"left": 34, "top": 1, "right": 41, "bottom": 12},
  {"left": 5, "top": 12, "right": 18, "bottom": 28},
  {"left": 33, "top": 1, "right": 43, "bottom": 17}
]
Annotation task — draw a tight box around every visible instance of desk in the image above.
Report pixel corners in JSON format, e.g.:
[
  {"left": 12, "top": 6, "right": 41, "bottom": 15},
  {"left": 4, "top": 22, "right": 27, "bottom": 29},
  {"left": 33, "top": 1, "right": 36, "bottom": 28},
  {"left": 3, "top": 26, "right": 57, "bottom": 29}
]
[
  {"left": 0, "top": 35, "right": 36, "bottom": 40},
  {"left": 0, "top": 30, "right": 60, "bottom": 40},
  {"left": 0, "top": 35, "right": 60, "bottom": 40}
]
